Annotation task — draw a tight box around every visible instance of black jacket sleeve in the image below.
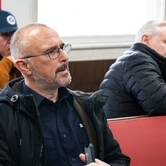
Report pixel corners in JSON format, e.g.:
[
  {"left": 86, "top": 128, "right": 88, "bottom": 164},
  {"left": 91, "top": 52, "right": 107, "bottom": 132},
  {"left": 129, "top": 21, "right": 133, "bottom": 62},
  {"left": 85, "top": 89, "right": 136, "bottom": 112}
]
[
  {"left": 91, "top": 91, "right": 130, "bottom": 165},
  {"left": 0, "top": 104, "right": 13, "bottom": 166},
  {"left": 99, "top": 111, "right": 130, "bottom": 166}
]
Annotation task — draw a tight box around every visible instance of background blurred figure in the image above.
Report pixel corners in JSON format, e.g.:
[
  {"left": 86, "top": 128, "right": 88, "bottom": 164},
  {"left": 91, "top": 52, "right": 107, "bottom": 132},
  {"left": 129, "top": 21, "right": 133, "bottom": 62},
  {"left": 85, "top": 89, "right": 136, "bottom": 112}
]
[
  {"left": 0, "top": 9, "right": 21, "bottom": 89},
  {"left": 100, "top": 20, "right": 166, "bottom": 118}
]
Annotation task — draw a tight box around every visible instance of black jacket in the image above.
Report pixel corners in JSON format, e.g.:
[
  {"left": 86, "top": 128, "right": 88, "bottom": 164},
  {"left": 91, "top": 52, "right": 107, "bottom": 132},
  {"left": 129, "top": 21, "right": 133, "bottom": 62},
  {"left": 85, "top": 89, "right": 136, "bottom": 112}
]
[
  {"left": 0, "top": 79, "right": 130, "bottom": 166},
  {"left": 100, "top": 43, "right": 166, "bottom": 118}
]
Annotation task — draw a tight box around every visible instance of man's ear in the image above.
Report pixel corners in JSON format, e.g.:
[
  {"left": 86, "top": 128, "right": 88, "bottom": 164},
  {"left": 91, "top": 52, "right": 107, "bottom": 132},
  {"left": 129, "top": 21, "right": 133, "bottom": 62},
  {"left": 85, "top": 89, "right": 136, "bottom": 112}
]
[
  {"left": 142, "top": 34, "right": 150, "bottom": 44},
  {"left": 15, "top": 60, "right": 32, "bottom": 75}
]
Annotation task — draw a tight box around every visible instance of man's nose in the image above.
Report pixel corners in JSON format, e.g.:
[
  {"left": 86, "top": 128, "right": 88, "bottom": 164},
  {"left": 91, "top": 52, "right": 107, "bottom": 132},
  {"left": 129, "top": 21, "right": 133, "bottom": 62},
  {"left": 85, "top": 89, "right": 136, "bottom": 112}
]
[{"left": 58, "top": 49, "right": 69, "bottom": 62}]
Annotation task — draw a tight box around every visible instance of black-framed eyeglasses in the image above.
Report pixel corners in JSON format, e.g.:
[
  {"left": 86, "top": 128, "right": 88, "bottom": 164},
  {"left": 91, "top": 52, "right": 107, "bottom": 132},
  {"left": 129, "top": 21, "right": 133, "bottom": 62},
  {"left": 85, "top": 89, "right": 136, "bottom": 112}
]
[{"left": 20, "top": 43, "right": 72, "bottom": 60}]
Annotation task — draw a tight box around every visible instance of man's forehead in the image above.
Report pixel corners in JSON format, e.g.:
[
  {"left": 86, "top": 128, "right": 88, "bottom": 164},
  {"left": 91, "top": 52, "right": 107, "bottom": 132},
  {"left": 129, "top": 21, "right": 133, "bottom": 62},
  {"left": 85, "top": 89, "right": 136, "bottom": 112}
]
[
  {"left": 24, "top": 27, "right": 61, "bottom": 45},
  {"left": 156, "top": 26, "right": 166, "bottom": 36},
  {"left": 27, "top": 27, "right": 59, "bottom": 38}
]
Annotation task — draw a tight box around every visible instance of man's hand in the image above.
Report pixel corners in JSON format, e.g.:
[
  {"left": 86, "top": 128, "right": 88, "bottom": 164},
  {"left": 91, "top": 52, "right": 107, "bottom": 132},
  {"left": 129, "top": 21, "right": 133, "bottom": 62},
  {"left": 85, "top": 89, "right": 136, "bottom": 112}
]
[{"left": 79, "top": 153, "right": 110, "bottom": 166}]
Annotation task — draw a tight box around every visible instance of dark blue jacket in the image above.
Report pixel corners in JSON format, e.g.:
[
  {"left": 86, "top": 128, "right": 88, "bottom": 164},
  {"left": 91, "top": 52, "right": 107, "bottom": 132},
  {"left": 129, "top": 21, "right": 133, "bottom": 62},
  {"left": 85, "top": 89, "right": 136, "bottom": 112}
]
[
  {"left": 0, "top": 79, "right": 130, "bottom": 166},
  {"left": 100, "top": 43, "right": 166, "bottom": 118}
]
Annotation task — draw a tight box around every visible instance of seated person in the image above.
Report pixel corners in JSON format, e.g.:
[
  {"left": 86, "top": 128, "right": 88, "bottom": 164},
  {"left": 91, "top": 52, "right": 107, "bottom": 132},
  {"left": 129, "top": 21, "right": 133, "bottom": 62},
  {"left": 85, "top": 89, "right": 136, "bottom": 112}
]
[
  {"left": 0, "top": 10, "right": 21, "bottom": 89},
  {"left": 0, "top": 23, "right": 130, "bottom": 166},
  {"left": 100, "top": 20, "right": 166, "bottom": 118}
]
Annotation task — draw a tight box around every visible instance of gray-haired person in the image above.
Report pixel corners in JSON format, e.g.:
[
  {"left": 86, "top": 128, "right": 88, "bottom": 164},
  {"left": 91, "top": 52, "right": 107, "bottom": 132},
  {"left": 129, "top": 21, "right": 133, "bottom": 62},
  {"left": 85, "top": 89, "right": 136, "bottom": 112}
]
[{"left": 100, "top": 20, "right": 166, "bottom": 118}]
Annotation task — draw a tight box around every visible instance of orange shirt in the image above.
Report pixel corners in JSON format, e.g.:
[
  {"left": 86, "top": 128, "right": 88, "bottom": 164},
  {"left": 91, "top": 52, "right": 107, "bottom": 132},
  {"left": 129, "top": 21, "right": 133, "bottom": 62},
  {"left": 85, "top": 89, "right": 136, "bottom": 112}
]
[{"left": 0, "top": 57, "right": 14, "bottom": 89}]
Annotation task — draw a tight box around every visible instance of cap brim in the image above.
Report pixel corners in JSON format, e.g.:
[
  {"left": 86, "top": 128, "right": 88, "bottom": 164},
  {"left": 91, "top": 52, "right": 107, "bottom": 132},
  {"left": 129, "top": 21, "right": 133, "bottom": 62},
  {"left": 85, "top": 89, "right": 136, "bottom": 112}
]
[{"left": 0, "top": 27, "right": 18, "bottom": 33}]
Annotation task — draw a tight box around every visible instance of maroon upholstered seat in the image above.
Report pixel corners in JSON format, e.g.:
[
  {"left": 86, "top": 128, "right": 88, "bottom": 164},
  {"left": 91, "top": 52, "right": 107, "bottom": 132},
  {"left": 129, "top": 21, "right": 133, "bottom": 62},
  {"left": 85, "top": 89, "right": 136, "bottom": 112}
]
[{"left": 108, "top": 116, "right": 166, "bottom": 166}]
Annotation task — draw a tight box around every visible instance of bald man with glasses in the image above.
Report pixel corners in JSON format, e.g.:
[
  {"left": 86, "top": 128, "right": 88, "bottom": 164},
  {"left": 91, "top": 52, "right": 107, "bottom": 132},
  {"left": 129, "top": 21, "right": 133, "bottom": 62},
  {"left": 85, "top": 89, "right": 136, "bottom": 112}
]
[{"left": 0, "top": 23, "right": 130, "bottom": 166}]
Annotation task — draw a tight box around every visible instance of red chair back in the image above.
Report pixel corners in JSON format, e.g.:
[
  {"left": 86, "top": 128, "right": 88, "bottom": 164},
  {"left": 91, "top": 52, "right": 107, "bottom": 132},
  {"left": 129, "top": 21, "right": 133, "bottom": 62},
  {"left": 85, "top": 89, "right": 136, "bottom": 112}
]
[{"left": 108, "top": 116, "right": 166, "bottom": 166}]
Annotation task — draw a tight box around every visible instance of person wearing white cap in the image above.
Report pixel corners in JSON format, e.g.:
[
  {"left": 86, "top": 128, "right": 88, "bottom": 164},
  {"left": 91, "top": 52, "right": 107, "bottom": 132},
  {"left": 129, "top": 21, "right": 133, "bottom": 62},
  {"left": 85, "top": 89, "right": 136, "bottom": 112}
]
[{"left": 0, "top": 9, "right": 21, "bottom": 89}]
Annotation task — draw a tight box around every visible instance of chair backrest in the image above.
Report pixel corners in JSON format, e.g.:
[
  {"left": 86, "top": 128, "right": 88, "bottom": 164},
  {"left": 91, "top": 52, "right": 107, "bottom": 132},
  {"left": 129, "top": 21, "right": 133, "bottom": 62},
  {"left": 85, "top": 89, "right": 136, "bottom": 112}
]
[{"left": 108, "top": 115, "right": 166, "bottom": 166}]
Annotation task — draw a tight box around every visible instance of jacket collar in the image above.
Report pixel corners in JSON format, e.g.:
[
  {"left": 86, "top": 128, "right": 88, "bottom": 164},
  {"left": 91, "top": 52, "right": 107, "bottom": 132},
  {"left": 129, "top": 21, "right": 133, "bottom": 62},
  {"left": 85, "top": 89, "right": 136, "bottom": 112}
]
[
  {"left": 0, "top": 78, "right": 41, "bottom": 120},
  {"left": 132, "top": 43, "right": 166, "bottom": 64},
  {"left": 0, "top": 78, "right": 72, "bottom": 120}
]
